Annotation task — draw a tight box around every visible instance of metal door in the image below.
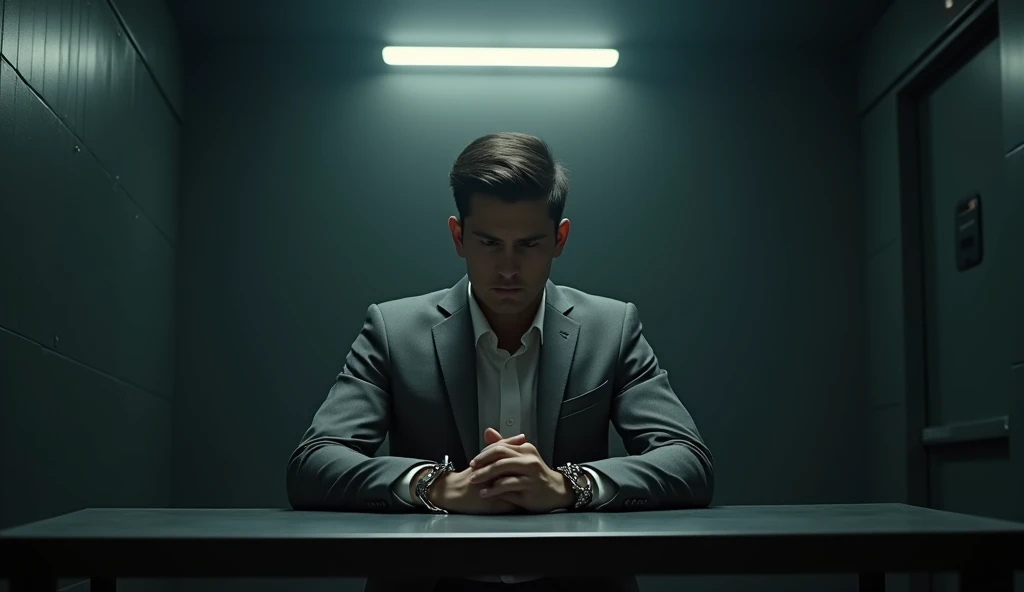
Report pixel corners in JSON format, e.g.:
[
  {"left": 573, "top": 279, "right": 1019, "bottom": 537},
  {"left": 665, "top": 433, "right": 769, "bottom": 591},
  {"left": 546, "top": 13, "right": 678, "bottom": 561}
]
[{"left": 916, "top": 34, "right": 1015, "bottom": 592}]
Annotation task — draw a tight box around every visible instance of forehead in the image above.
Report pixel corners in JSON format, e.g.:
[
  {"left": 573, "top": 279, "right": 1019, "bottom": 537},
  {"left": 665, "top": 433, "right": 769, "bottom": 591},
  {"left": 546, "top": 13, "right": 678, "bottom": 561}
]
[{"left": 466, "top": 193, "right": 550, "bottom": 231}]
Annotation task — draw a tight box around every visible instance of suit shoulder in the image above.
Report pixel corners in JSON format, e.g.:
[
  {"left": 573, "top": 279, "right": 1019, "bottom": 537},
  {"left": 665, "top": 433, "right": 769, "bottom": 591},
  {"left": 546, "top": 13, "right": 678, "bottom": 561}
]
[
  {"left": 372, "top": 285, "right": 450, "bottom": 315},
  {"left": 555, "top": 284, "right": 629, "bottom": 314}
]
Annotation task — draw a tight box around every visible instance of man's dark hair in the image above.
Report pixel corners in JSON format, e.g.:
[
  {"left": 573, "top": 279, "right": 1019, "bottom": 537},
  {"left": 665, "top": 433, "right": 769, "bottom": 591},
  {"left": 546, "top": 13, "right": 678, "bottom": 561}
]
[{"left": 449, "top": 132, "right": 569, "bottom": 234}]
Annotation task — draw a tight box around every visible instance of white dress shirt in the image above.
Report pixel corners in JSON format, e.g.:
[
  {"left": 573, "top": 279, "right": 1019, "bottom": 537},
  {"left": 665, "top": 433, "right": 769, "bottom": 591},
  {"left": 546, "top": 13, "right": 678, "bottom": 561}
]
[{"left": 389, "top": 281, "right": 617, "bottom": 583}]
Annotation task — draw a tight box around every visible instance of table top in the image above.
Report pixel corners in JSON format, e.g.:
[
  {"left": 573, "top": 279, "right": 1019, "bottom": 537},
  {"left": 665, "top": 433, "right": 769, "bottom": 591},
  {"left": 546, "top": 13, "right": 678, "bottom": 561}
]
[{"left": 1, "top": 503, "right": 1022, "bottom": 577}]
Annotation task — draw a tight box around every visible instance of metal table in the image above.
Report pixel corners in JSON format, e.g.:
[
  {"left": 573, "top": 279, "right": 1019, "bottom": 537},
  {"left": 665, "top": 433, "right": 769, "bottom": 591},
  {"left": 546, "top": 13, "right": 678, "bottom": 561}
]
[{"left": 1, "top": 503, "right": 1022, "bottom": 591}]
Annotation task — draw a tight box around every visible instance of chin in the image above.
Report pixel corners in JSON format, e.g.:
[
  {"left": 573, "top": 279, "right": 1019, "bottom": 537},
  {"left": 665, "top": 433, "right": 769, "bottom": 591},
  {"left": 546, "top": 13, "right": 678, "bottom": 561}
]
[
  {"left": 490, "top": 291, "right": 533, "bottom": 309},
  {"left": 487, "top": 298, "right": 524, "bottom": 313}
]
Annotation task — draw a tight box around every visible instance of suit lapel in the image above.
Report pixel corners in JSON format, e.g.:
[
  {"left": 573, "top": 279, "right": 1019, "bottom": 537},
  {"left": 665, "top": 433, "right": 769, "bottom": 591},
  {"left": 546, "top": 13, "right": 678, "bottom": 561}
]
[
  {"left": 432, "top": 275, "right": 478, "bottom": 466},
  {"left": 431, "top": 275, "right": 579, "bottom": 468},
  {"left": 536, "top": 279, "right": 579, "bottom": 467}
]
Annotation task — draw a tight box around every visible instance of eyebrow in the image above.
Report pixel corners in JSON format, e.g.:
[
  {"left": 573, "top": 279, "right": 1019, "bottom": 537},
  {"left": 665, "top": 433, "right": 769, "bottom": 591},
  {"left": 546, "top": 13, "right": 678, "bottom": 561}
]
[{"left": 471, "top": 231, "right": 548, "bottom": 242}]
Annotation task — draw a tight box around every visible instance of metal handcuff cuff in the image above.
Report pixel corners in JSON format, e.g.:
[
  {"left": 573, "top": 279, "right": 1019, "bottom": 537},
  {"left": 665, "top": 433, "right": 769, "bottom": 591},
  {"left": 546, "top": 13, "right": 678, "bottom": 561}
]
[
  {"left": 415, "top": 455, "right": 593, "bottom": 512},
  {"left": 415, "top": 455, "right": 455, "bottom": 513}
]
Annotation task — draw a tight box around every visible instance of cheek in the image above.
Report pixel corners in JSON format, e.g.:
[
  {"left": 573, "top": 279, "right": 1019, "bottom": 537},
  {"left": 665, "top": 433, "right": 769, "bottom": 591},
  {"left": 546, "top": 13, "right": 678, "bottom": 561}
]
[
  {"left": 464, "top": 252, "right": 494, "bottom": 279},
  {"left": 525, "top": 252, "right": 553, "bottom": 271},
  {"left": 464, "top": 250, "right": 488, "bottom": 268}
]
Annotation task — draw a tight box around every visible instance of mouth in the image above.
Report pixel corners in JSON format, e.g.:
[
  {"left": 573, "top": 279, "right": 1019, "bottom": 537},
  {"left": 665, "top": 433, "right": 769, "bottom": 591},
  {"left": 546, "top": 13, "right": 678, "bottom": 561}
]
[{"left": 493, "top": 287, "right": 524, "bottom": 293}]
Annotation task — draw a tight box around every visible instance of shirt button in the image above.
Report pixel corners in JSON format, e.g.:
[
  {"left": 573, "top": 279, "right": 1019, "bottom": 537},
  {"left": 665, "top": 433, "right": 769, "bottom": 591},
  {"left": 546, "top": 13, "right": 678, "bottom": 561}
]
[{"left": 506, "top": 417, "right": 514, "bottom": 426}]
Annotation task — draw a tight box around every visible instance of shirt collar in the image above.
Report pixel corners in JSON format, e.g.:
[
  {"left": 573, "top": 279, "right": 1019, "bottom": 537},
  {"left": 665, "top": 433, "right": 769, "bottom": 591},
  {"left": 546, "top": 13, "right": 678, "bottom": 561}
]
[{"left": 467, "top": 280, "right": 546, "bottom": 348}]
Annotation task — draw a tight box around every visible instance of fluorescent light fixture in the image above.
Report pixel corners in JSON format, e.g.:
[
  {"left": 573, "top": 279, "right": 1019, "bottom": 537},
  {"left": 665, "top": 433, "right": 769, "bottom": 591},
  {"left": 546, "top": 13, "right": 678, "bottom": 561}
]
[{"left": 381, "top": 46, "right": 619, "bottom": 68}]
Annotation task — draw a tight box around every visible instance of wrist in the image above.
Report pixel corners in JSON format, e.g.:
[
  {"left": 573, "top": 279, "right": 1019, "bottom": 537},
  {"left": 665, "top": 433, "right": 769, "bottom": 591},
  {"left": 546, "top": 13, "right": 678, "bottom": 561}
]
[
  {"left": 555, "top": 465, "right": 592, "bottom": 510},
  {"left": 410, "top": 456, "right": 456, "bottom": 513},
  {"left": 411, "top": 466, "right": 451, "bottom": 509},
  {"left": 555, "top": 470, "right": 577, "bottom": 509},
  {"left": 428, "top": 471, "right": 452, "bottom": 507},
  {"left": 409, "top": 467, "right": 432, "bottom": 503}
]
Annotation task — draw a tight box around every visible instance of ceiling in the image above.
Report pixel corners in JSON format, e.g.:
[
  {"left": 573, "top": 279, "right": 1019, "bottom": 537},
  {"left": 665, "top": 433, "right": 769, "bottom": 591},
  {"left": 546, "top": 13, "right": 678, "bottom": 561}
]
[{"left": 168, "top": 0, "right": 894, "bottom": 48}]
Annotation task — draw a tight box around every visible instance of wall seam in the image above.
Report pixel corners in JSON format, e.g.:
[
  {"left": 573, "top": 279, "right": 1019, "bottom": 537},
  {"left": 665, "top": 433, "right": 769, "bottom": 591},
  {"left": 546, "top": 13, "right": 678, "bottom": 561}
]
[{"left": 0, "top": 53, "right": 177, "bottom": 249}]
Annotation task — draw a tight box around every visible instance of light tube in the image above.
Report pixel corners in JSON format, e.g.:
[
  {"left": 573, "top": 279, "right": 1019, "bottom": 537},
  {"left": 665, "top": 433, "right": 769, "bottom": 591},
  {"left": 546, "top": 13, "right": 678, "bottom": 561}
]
[{"left": 381, "top": 46, "right": 619, "bottom": 68}]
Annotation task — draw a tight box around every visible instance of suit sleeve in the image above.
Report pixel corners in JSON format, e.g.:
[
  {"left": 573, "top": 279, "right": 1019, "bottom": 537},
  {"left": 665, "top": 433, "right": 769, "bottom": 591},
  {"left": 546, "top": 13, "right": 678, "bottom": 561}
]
[
  {"left": 582, "top": 466, "right": 618, "bottom": 506},
  {"left": 583, "top": 302, "right": 715, "bottom": 511},
  {"left": 392, "top": 463, "right": 432, "bottom": 507},
  {"left": 286, "top": 303, "right": 433, "bottom": 512}
]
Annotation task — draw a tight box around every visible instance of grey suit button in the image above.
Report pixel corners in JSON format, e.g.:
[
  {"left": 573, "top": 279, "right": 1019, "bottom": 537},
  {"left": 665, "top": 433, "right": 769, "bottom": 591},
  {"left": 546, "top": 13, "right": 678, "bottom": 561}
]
[{"left": 506, "top": 417, "right": 514, "bottom": 426}]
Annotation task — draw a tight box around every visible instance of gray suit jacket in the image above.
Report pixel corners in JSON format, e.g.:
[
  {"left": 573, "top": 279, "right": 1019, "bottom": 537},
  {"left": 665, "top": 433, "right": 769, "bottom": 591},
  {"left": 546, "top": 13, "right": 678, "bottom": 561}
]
[{"left": 287, "top": 273, "right": 714, "bottom": 514}]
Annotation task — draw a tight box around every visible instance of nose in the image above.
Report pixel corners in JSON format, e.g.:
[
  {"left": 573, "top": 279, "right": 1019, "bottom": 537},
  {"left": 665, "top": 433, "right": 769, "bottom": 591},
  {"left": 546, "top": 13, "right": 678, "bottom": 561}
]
[
  {"left": 496, "top": 254, "right": 519, "bottom": 277},
  {"left": 497, "top": 264, "right": 518, "bottom": 279}
]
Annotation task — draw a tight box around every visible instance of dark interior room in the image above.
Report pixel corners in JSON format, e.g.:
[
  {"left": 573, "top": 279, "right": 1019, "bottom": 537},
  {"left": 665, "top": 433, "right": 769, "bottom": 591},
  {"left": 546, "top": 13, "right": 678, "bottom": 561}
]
[{"left": 1, "top": 1, "right": 1023, "bottom": 592}]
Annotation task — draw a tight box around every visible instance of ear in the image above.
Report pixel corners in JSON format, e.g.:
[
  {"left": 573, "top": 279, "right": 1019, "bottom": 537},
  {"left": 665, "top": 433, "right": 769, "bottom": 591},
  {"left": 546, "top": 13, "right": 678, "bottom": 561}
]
[
  {"left": 448, "top": 216, "right": 466, "bottom": 258},
  {"left": 553, "top": 218, "right": 570, "bottom": 257}
]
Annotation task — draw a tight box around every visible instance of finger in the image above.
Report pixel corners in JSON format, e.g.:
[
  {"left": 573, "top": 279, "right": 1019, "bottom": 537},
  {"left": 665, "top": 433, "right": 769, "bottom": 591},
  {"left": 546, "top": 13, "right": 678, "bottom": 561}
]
[
  {"left": 495, "top": 490, "right": 524, "bottom": 506},
  {"left": 483, "top": 427, "right": 504, "bottom": 446},
  {"left": 483, "top": 434, "right": 526, "bottom": 454},
  {"left": 480, "top": 475, "right": 528, "bottom": 497},
  {"left": 470, "top": 443, "right": 520, "bottom": 470},
  {"left": 469, "top": 457, "right": 534, "bottom": 484},
  {"left": 480, "top": 431, "right": 526, "bottom": 455},
  {"left": 472, "top": 436, "right": 526, "bottom": 467},
  {"left": 504, "top": 433, "right": 527, "bottom": 445}
]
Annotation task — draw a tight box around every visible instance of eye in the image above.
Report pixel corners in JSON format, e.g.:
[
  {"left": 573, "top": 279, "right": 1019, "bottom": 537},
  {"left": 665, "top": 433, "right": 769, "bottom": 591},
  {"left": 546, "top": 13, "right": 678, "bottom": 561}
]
[
  {"left": 523, "top": 242, "right": 539, "bottom": 248},
  {"left": 481, "top": 240, "right": 499, "bottom": 247}
]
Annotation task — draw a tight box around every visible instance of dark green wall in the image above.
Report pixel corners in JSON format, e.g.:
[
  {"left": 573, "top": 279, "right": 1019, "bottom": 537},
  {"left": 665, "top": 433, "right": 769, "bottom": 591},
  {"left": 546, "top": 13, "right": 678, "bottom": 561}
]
[
  {"left": 172, "top": 39, "right": 867, "bottom": 592},
  {"left": 0, "top": 0, "right": 181, "bottom": 590},
  {"left": 1000, "top": 0, "right": 1024, "bottom": 549}
]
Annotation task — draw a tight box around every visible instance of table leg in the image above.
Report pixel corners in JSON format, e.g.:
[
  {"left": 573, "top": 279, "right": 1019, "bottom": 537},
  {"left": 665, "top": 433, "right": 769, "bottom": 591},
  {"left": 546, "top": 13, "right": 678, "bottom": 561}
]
[
  {"left": 959, "top": 569, "right": 1013, "bottom": 592},
  {"left": 8, "top": 577, "right": 58, "bottom": 592},
  {"left": 859, "top": 572, "right": 885, "bottom": 592},
  {"left": 91, "top": 578, "right": 117, "bottom": 592}
]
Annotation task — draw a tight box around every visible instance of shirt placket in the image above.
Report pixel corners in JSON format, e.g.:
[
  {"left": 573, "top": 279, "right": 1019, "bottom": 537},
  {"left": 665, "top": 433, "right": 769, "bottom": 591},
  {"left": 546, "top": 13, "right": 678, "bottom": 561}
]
[{"left": 498, "top": 352, "right": 522, "bottom": 437}]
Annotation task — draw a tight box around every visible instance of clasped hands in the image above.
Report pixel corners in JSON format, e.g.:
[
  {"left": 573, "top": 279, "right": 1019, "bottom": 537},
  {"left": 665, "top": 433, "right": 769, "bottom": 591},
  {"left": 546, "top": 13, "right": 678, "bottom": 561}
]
[{"left": 425, "top": 427, "right": 576, "bottom": 514}]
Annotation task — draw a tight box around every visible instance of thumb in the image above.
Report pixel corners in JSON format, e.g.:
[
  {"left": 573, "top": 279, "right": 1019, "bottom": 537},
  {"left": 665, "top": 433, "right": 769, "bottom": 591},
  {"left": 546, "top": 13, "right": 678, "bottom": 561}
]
[
  {"left": 484, "top": 427, "right": 503, "bottom": 444},
  {"left": 484, "top": 429, "right": 526, "bottom": 448}
]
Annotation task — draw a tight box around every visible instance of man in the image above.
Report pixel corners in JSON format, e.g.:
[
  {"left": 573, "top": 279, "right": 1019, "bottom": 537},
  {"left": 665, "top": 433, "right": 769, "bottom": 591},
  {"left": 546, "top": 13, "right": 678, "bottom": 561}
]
[{"left": 287, "top": 132, "right": 714, "bottom": 592}]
